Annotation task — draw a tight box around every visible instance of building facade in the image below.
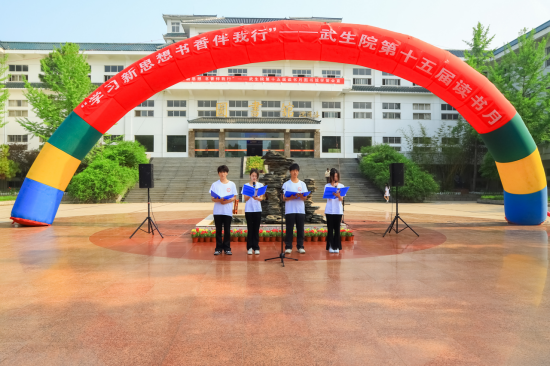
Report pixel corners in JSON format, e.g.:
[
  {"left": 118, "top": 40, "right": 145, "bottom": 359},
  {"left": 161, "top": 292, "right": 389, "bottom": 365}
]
[{"left": 2, "top": 15, "right": 473, "bottom": 159}]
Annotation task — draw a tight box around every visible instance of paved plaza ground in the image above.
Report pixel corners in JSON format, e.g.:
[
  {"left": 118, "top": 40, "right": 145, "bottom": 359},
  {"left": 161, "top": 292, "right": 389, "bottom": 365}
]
[{"left": 0, "top": 201, "right": 549, "bottom": 365}]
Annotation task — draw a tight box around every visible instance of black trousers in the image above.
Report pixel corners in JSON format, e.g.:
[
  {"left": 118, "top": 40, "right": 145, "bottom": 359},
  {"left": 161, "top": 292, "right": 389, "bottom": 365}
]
[
  {"left": 245, "top": 211, "right": 262, "bottom": 250},
  {"left": 214, "top": 215, "right": 232, "bottom": 252},
  {"left": 285, "top": 213, "right": 305, "bottom": 249},
  {"left": 326, "top": 214, "right": 343, "bottom": 250}
]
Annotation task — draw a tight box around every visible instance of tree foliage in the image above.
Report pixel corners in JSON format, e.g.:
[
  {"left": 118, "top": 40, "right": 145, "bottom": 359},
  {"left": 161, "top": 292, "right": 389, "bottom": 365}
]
[
  {"left": 17, "top": 43, "right": 95, "bottom": 141},
  {"left": 0, "top": 54, "right": 9, "bottom": 128},
  {"left": 488, "top": 29, "right": 550, "bottom": 145},
  {"left": 0, "top": 145, "right": 20, "bottom": 180},
  {"left": 359, "top": 144, "right": 439, "bottom": 202}
]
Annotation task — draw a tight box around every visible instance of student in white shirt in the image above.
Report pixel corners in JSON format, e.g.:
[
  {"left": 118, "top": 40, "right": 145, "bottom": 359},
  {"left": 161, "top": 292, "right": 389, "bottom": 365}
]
[
  {"left": 325, "top": 168, "right": 344, "bottom": 253},
  {"left": 282, "top": 163, "right": 308, "bottom": 254},
  {"left": 209, "top": 165, "right": 237, "bottom": 256},
  {"left": 242, "top": 168, "right": 264, "bottom": 255}
]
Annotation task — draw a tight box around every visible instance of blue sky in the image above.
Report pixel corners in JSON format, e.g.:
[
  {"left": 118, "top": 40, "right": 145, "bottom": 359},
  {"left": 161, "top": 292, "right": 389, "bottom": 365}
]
[{"left": 1, "top": 0, "right": 549, "bottom": 50}]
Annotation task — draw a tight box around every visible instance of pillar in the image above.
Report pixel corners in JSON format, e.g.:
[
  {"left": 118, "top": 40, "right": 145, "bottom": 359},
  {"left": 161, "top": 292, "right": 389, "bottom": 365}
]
[
  {"left": 219, "top": 129, "right": 225, "bottom": 158},
  {"left": 188, "top": 129, "right": 195, "bottom": 157},
  {"left": 314, "top": 129, "right": 321, "bottom": 158},
  {"left": 284, "top": 131, "right": 291, "bottom": 158}
]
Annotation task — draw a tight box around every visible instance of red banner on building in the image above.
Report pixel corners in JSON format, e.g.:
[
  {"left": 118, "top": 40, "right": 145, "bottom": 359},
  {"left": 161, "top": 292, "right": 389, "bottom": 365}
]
[{"left": 181, "top": 76, "right": 345, "bottom": 84}]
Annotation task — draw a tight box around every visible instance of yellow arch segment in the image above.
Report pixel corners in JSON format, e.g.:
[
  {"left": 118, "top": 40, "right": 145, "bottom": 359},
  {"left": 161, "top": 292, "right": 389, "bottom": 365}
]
[
  {"left": 496, "top": 149, "right": 546, "bottom": 195},
  {"left": 26, "top": 143, "right": 81, "bottom": 191}
]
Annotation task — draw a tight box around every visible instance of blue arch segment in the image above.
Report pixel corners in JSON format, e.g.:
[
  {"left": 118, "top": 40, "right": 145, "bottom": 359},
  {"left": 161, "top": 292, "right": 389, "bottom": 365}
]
[
  {"left": 504, "top": 186, "right": 548, "bottom": 225},
  {"left": 11, "top": 178, "right": 64, "bottom": 225}
]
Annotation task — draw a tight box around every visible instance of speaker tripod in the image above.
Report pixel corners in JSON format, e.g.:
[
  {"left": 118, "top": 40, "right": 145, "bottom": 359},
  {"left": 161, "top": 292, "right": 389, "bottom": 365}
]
[
  {"left": 383, "top": 184, "right": 418, "bottom": 237},
  {"left": 129, "top": 188, "right": 164, "bottom": 239}
]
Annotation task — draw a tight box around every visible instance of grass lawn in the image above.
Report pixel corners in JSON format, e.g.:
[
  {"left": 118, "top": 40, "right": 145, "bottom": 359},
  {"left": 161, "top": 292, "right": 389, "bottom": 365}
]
[
  {"left": 481, "top": 194, "right": 550, "bottom": 202},
  {"left": 0, "top": 196, "right": 17, "bottom": 201}
]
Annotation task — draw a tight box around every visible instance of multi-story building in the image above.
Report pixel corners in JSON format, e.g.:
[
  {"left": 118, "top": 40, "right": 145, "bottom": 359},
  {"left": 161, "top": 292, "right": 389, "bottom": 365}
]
[{"left": 3, "top": 14, "right": 480, "bottom": 160}]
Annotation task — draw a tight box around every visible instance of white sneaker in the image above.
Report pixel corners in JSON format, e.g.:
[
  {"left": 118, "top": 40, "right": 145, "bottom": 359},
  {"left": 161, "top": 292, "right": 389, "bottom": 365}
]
[
  {"left": 298, "top": 248, "right": 306, "bottom": 254},
  {"left": 285, "top": 249, "right": 292, "bottom": 254},
  {"left": 247, "top": 248, "right": 253, "bottom": 255},
  {"left": 254, "top": 250, "right": 260, "bottom": 255},
  {"left": 329, "top": 247, "right": 335, "bottom": 253},
  {"left": 334, "top": 249, "right": 339, "bottom": 253}
]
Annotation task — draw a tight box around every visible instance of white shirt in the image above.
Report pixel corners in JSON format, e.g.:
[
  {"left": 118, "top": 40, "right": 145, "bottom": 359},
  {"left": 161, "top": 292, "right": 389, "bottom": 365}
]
[
  {"left": 282, "top": 179, "right": 308, "bottom": 214},
  {"left": 385, "top": 187, "right": 390, "bottom": 196},
  {"left": 241, "top": 182, "right": 264, "bottom": 213},
  {"left": 324, "top": 183, "right": 344, "bottom": 215},
  {"left": 209, "top": 180, "right": 238, "bottom": 216}
]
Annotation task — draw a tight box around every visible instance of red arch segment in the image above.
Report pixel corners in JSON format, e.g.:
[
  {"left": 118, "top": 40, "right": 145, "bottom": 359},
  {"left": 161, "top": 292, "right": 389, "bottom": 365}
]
[{"left": 74, "top": 21, "right": 515, "bottom": 135}]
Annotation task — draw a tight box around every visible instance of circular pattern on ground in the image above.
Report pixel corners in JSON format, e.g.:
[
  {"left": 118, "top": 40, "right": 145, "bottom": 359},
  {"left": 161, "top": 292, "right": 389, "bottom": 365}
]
[{"left": 89, "top": 218, "right": 446, "bottom": 261}]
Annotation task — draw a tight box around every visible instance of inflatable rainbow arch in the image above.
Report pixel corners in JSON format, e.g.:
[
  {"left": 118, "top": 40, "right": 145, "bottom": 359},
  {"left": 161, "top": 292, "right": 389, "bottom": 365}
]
[{"left": 10, "top": 21, "right": 547, "bottom": 226}]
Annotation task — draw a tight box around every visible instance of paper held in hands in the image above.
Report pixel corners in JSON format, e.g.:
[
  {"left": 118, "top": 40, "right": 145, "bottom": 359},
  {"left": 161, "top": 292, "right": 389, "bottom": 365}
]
[
  {"left": 284, "top": 190, "right": 311, "bottom": 198},
  {"left": 242, "top": 185, "right": 268, "bottom": 197},
  {"left": 323, "top": 186, "right": 350, "bottom": 199},
  {"left": 211, "top": 191, "right": 235, "bottom": 200}
]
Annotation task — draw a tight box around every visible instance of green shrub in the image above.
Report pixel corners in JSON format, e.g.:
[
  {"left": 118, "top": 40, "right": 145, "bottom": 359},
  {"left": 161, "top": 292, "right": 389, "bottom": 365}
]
[
  {"left": 101, "top": 140, "right": 149, "bottom": 169},
  {"left": 67, "top": 158, "right": 138, "bottom": 202},
  {"left": 246, "top": 156, "right": 264, "bottom": 173},
  {"left": 359, "top": 144, "right": 439, "bottom": 202}
]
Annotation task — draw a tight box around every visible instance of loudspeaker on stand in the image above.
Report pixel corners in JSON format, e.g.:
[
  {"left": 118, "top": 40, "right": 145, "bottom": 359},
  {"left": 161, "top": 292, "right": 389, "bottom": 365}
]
[{"left": 139, "top": 164, "right": 154, "bottom": 188}]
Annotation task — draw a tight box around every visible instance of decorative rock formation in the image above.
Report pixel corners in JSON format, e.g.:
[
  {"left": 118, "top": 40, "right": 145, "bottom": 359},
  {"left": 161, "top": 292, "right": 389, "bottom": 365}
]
[{"left": 259, "top": 151, "right": 325, "bottom": 224}]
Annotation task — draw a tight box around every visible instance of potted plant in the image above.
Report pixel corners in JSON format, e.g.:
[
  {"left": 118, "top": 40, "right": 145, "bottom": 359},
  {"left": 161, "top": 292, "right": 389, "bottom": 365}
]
[
  {"left": 231, "top": 229, "right": 237, "bottom": 243},
  {"left": 259, "top": 229, "right": 264, "bottom": 242},
  {"left": 270, "top": 230, "right": 276, "bottom": 242},
  {"left": 239, "top": 229, "right": 246, "bottom": 242},
  {"left": 312, "top": 229, "right": 318, "bottom": 242},
  {"left": 209, "top": 229, "right": 215, "bottom": 242},
  {"left": 348, "top": 229, "right": 354, "bottom": 242},
  {"left": 304, "top": 229, "right": 311, "bottom": 242},
  {"left": 198, "top": 229, "right": 205, "bottom": 242},
  {"left": 293, "top": 230, "right": 297, "bottom": 243},
  {"left": 340, "top": 228, "right": 347, "bottom": 241},
  {"left": 319, "top": 228, "right": 327, "bottom": 242},
  {"left": 191, "top": 229, "right": 199, "bottom": 243},
  {"left": 274, "top": 229, "right": 281, "bottom": 242}
]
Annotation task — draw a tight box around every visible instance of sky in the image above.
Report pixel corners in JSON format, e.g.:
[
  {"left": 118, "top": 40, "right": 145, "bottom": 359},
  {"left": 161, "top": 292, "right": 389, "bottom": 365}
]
[{"left": 1, "top": 0, "right": 549, "bottom": 50}]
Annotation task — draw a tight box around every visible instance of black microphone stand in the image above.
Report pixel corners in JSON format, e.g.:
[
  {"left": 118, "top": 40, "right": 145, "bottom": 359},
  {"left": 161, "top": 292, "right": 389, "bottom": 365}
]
[
  {"left": 129, "top": 187, "right": 163, "bottom": 239},
  {"left": 265, "top": 189, "right": 298, "bottom": 267}
]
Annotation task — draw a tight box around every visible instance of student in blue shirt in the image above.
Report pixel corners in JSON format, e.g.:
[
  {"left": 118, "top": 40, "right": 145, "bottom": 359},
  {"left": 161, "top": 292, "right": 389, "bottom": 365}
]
[
  {"left": 282, "top": 163, "right": 308, "bottom": 254},
  {"left": 209, "top": 165, "right": 237, "bottom": 256},
  {"left": 242, "top": 168, "right": 264, "bottom": 255},
  {"left": 325, "top": 168, "right": 344, "bottom": 253}
]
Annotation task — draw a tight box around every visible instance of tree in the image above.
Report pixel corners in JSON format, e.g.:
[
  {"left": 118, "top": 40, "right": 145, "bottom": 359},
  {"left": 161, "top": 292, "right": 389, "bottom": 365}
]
[
  {"left": 0, "top": 54, "right": 9, "bottom": 128},
  {"left": 17, "top": 43, "right": 95, "bottom": 141},
  {"left": 489, "top": 29, "right": 550, "bottom": 145},
  {"left": 463, "top": 23, "right": 496, "bottom": 191},
  {"left": 0, "top": 145, "right": 20, "bottom": 180}
]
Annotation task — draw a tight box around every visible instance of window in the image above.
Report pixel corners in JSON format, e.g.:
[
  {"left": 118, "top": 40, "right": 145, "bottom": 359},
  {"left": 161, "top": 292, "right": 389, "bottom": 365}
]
[
  {"left": 171, "top": 21, "right": 180, "bottom": 33},
  {"left": 135, "top": 135, "right": 154, "bottom": 152},
  {"left": 8, "top": 75, "right": 27, "bottom": 82},
  {"left": 383, "top": 112, "right": 401, "bottom": 119},
  {"left": 8, "top": 135, "right": 28, "bottom": 143},
  {"left": 353, "top": 68, "right": 371, "bottom": 75},
  {"left": 104, "top": 135, "right": 122, "bottom": 142},
  {"left": 198, "top": 110, "right": 216, "bottom": 117},
  {"left": 198, "top": 100, "right": 217, "bottom": 107},
  {"left": 8, "top": 100, "right": 28, "bottom": 107},
  {"left": 353, "top": 136, "right": 372, "bottom": 153},
  {"left": 441, "top": 104, "right": 456, "bottom": 111},
  {"left": 167, "top": 100, "right": 186, "bottom": 108},
  {"left": 292, "top": 101, "right": 312, "bottom": 109},
  {"left": 201, "top": 70, "right": 217, "bottom": 76},
  {"left": 135, "top": 110, "right": 154, "bottom": 117},
  {"left": 322, "top": 111, "right": 341, "bottom": 118},
  {"left": 104, "top": 75, "right": 114, "bottom": 82},
  {"left": 262, "top": 111, "right": 280, "bottom": 117},
  {"left": 382, "top": 103, "right": 400, "bottom": 109},
  {"left": 263, "top": 69, "right": 282, "bottom": 76},
  {"left": 261, "top": 101, "right": 281, "bottom": 108},
  {"left": 292, "top": 69, "right": 311, "bottom": 77},
  {"left": 322, "top": 136, "right": 341, "bottom": 153},
  {"left": 413, "top": 103, "right": 431, "bottom": 110},
  {"left": 167, "top": 110, "right": 186, "bottom": 117},
  {"left": 229, "top": 100, "right": 248, "bottom": 108},
  {"left": 167, "top": 135, "right": 186, "bottom": 152},
  {"left": 442, "top": 137, "right": 459, "bottom": 145},
  {"left": 353, "top": 112, "right": 372, "bottom": 119},
  {"left": 322, "top": 102, "right": 341, "bottom": 109},
  {"left": 546, "top": 47, "right": 550, "bottom": 67},
  {"left": 392, "top": 147, "right": 402, "bottom": 151},
  {"left": 353, "top": 102, "right": 372, "bottom": 109},
  {"left": 137, "top": 100, "right": 154, "bottom": 107},
  {"left": 353, "top": 78, "right": 372, "bottom": 85},
  {"left": 442, "top": 113, "right": 459, "bottom": 120},
  {"left": 382, "top": 72, "right": 394, "bottom": 76},
  {"left": 8, "top": 110, "right": 28, "bottom": 117},
  {"left": 104, "top": 65, "right": 123, "bottom": 73},
  {"left": 228, "top": 68, "right": 247, "bottom": 76},
  {"left": 322, "top": 70, "right": 341, "bottom": 78},
  {"left": 8, "top": 65, "right": 28, "bottom": 72},
  {"left": 229, "top": 110, "right": 248, "bottom": 117},
  {"left": 413, "top": 113, "right": 431, "bottom": 120},
  {"left": 382, "top": 79, "right": 401, "bottom": 86},
  {"left": 413, "top": 137, "right": 432, "bottom": 144},
  {"left": 383, "top": 137, "right": 401, "bottom": 144}
]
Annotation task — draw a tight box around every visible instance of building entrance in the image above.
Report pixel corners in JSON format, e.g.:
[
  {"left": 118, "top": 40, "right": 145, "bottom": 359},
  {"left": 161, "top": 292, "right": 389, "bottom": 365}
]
[{"left": 246, "top": 140, "right": 263, "bottom": 156}]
